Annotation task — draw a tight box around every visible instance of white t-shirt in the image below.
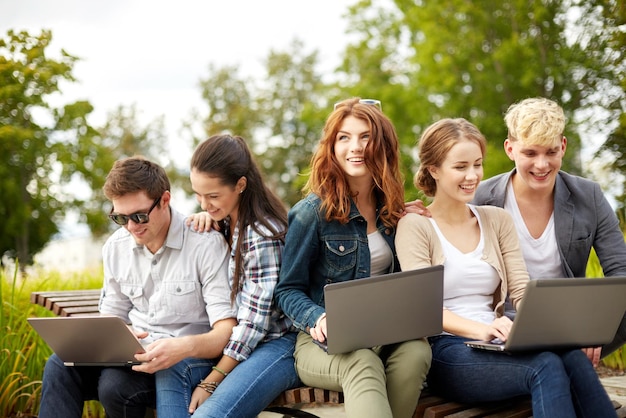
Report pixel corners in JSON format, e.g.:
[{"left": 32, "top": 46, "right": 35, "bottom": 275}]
[
  {"left": 504, "top": 181, "right": 562, "bottom": 279},
  {"left": 368, "top": 230, "right": 393, "bottom": 276}
]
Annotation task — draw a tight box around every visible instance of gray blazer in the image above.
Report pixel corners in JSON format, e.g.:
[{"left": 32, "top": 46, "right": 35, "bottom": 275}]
[{"left": 474, "top": 169, "right": 626, "bottom": 278}]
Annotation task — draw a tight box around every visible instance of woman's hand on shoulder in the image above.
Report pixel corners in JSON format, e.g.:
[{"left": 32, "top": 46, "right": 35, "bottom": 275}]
[
  {"left": 403, "top": 199, "right": 431, "bottom": 217},
  {"left": 186, "top": 212, "right": 218, "bottom": 233}
]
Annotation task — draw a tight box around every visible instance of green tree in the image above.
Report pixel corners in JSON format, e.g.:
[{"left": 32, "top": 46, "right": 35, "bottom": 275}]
[
  {"left": 255, "top": 39, "right": 333, "bottom": 206},
  {"left": 585, "top": 0, "right": 626, "bottom": 207},
  {"left": 339, "top": 0, "right": 617, "bottom": 195},
  {"left": 83, "top": 104, "right": 179, "bottom": 237},
  {"left": 338, "top": 1, "right": 431, "bottom": 200},
  {"left": 0, "top": 29, "right": 173, "bottom": 268},
  {"left": 192, "top": 41, "right": 333, "bottom": 207},
  {"left": 195, "top": 63, "right": 259, "bottom": 142},
  {"left": 0, "top": 29, "right": 102, "bottom": 267}
]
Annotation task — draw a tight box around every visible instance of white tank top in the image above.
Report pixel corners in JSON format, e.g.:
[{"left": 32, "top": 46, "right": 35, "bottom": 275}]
[{"left": 429, "top": 206, "right": 499, "bottom": 325}]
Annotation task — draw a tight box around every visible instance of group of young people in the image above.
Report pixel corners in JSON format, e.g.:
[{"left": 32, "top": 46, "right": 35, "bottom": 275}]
[{"left": 38, "top": 96, "right": 626, "bottom": 418}]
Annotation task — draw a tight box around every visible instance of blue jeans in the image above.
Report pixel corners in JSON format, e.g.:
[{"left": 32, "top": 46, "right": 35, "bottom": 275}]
[
  {"left": 191, "top": 332, "right": 300, "bottom": 418},
  {"left": 155, "top": 357, "right": 215, "bottom": 417},
  {"left": 428, "top": 335, "right": 616, "bottom": 418},
  {"left": 38, "top": 353, "right": 155, "bottom": 418}
]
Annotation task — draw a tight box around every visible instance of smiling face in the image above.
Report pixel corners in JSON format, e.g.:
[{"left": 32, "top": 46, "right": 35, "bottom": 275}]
[
  {"left": 190, "top": 169, "right": 246, "bottom": 224},
  {"left": 429, "top": 139, "right": 484, "bottom": 204},
  {"left": 505, "top": 136, "right": 566, "bottom": 194},
  {"left": 333, "top": 115, "right": 372, "bottom": 185},
  {"left": 111, "top": 191, "right": 170, "bottom": 253}
]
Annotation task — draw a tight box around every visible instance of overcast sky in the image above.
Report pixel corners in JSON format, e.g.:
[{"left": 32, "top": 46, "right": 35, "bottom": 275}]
[{"left": 2, "top": 0, "right": 350, "bottom": 162}]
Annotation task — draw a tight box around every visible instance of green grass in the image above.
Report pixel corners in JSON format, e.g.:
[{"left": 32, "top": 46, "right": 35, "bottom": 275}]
[
  {"left": 0, "top": 264, "right": 105, "bottom": 418},
  {"left": 588, "top": 249, "right": 626, "bottom": 370}
]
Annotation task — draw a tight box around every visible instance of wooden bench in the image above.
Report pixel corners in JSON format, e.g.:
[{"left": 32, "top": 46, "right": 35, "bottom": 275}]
[
  {"left": 31, "top": 289, "right": 626, "bottom": 418},
  {"left": 31, "top": 289, "right": 101, "bottom": 317}
]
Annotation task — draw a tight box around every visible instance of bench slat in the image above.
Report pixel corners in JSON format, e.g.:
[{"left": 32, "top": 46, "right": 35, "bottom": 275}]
[
  {"left": 51, "top": 300, "right": 100, "bottom": 315},
  {"left": 31, "top": 290, "right": 101, "bottom": 317},
  {"left": 44, "top": 295, "right": 100, "bottom": 310},
  {"left": 446, "top": 399, "right": 532, "bottom": 418},
  {"left": 59, "top": 306, "right": 101, "bottom": 317},
  {"left": 423, "top": 401, "right": 470, "bottom": 418}
]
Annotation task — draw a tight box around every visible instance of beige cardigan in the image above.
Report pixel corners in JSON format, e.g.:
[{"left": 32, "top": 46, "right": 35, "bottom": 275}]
[{"left": 396, "top": 205, "right": 528, "bottom": 316}]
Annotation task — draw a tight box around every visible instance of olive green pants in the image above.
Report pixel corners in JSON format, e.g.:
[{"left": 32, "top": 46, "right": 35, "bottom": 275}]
[{"left": 294, "top": 332, "right": 432, "bottom": 418}]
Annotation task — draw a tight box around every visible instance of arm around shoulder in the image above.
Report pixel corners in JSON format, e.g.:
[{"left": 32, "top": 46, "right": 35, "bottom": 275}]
[{"left": 395, "top": 213, "right": 438, "bottom": 271}]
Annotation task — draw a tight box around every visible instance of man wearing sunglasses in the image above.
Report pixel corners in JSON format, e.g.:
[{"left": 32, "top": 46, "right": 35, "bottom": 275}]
[{"left": 39, "top": 156, "right": 236, "bottom": 418}]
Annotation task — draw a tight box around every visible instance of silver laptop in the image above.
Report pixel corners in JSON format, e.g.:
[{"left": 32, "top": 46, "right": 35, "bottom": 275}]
[
  {"left": 317, "top": 265, "right": 444, "bottom": 355},
  {"left": 466, "top": 277, "right": 626, "bottom": 352},
  {"left": 28, "top": 316, "right": 147, "bottom": 366}
]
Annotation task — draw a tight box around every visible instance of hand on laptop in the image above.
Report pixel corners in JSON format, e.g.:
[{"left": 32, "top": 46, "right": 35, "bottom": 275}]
[
  {"left": 581, "top": 346, "right": 602, "bottom": 367},
  {"left": 485, "top": 316, "right": 513, "bottom": 342},
  {"left": 310, "top": 313, "right": 327, "bottom": 344},
  {"left": 132, "top": 338, "right": 190, "bottom": 374},
  {"left": 132, "top": 329, "right": 149, "bottom": 340}
]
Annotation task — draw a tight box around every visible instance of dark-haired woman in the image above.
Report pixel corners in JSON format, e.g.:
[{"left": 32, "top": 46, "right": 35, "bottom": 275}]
[{"left": 180, "top": 135, "right": 299, "bottom": 418}]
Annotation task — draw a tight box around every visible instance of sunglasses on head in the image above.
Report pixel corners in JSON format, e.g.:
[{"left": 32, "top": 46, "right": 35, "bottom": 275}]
[
  {"left": 334, "top": 98, "right": 382, "bottom": 111},
  {"left": 108, "top": 196, "right": 161, "bottom": 226}
]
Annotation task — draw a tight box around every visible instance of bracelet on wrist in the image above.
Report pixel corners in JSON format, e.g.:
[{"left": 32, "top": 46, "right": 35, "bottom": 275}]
[
  {"left": 212, "top": 365, "right": 229, "bottom": 377},
  {"left": 197, "top": 381, "right": 219, "bottom": 394}
]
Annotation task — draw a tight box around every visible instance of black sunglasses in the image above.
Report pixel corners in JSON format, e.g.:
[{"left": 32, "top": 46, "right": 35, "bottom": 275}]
[{"left": 108, "top": 197, "right": 161, "bottom": 226}]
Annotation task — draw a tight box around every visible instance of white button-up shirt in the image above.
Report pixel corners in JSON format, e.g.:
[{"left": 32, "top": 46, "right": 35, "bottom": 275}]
[{"left": 99, "top": 208, "right": 235, "bottom": 343}]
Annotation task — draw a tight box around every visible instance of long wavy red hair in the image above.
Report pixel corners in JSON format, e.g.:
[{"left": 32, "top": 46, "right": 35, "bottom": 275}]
[{"left": 304, "top": 98, "right": 405, "bottom": 228}]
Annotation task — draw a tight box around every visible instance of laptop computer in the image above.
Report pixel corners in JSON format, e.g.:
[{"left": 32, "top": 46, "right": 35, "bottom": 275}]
[
  {"left": 465, "top": 277, "right": 626, "bottom": 352},
  {"left": 28, "top": 316, "right": 147, "bottom": 366},
  {"left": 316, "top": 265, "right": 444, "bottom": 355}
]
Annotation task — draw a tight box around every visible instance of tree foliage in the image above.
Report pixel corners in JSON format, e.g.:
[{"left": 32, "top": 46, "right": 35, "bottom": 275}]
[
  {"left": 193, "top": 40, "right": 332, "bottom": 206},
  {"left": 338, "top": 0, "right": 617, "bottom": 195},
  {"left": 0, "top": 30, "right": 173, "bottom": 267},
  {"left": 0, "top": 29, "right": 98, "bottom": 266},
  {"left": 190, "top": 1, "right": 623, "bottom": 204},
  {"left": 586, "top": 0, "right": 626, "bottom": 205},
  {"left": 254, "top": 39, "right": 333, "bottom": 205},
  {"left": 85, "top": 104, "right": 181, "bottom": 237}
]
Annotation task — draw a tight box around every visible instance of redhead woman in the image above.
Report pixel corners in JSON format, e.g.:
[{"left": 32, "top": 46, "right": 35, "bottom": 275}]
[{"left": 275, "top": 98, "right": 432, "bottom": 418}]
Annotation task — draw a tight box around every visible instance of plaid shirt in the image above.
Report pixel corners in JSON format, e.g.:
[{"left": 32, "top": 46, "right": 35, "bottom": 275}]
[{"left": 224, "top": 220, "right": 294, "bottom": 362}]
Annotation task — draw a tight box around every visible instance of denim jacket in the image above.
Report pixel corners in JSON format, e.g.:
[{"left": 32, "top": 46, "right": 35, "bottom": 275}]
[{"left": 274, "top": 193, "right": 398, "bottom": 332}]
